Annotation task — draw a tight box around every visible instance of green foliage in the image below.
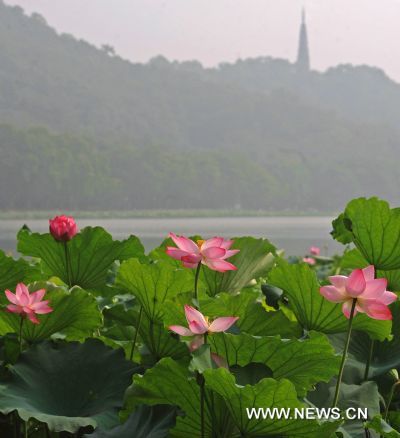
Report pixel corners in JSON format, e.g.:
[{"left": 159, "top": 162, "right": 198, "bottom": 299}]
[
  {"left": 87, "top": 405, "right": 178, "bottom": 438},
  {"left": 124, "top": 357, "right": 234, "bottom": 437},
  {"left": 17, "top": 226, "right": 144, "bottom": 291},
  {"left": 209, "top": 331, "right": 340, "bottom": 396},
  {"left": 268, "top": 259, "right": 392, "bottom": 340},
  {"left": 0, "top": 250, "right": 42, "bottom": 291},
  {"left": 340, "top": 247, "right": 400, "bottom": 292},
  {"left": 366, "top": 416, "right": 400, "bottom": 437},
  {"left": 115, "top": 259, "right": 195, "bottom": 361},
  {"left": 339, "top": 248, "right": 368, "bottom": 270},
  {"left": 309, "top": 381, "right": 380, "bottom": 437},
  {"left": 339, "top": 197, "right": 400, "bottom": 270},
  {"left": 204, "top": 368, "right": 341, "bottom": 437},
  {"left": 331, "top": 213, "right": 353, "bottom": 244},
  {"left": 329, "top": 302, "right": 400, "bottom": 380},
  {"left": 126, "top": 357, "right": 340, "bottom": 437},
  {"left": 138, "top": 313, "right": 189, "bottom": 361},
  {"left": 190, "top": 344, "right": 215, "bottom": 374},
  {"left": 0, "top": 339, "right": 136, "bottom": 432},
  {"left": 116, "top": 259, "right": 193, "bottom": 320}
]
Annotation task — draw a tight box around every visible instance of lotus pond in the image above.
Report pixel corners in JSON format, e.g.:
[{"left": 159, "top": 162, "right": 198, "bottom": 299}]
[{"left": 0, "top": 196, "right": 400, "bottom": 437}]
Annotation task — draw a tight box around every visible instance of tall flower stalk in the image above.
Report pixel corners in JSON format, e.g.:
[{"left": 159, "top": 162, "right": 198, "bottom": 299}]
[
  {"left": 363, "top": 339, "right": 374, "bottom": 381},
  {"left": 130, "top": 305, "right": 143, "bottom": 361},
  {"left": 49, "top": 215, "right": 78, "bottom": 288},
  {"left": 199, "top": 332, "right": 208, "bottom": 438},
  {"left": 166, "top": 233, "right": 240, "bottom": 434},
  {"left": 332, "top": 298, "right": 356, "bottom": 407},
  {"left": 18, "top": 316, "right": 24, "bottom": 353},
  {"left": 194, "top": 263, "right": 202, "bottom": 304},
  {"left": 63, "top": 241, "right": 72, "bottom": 288},
  {"left": 385, "top": 378, "right": 400, "bottom": 421}
]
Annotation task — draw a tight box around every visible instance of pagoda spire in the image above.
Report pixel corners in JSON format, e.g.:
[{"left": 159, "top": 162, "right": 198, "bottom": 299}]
[{"left": 296, "top": 8, "right": 310, "bottom": 73}]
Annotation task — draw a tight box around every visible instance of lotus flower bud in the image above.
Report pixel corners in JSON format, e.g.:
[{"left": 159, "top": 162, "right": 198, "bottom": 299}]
[{"left": 49, "top": 215, "right": 78, "bottom": 242}]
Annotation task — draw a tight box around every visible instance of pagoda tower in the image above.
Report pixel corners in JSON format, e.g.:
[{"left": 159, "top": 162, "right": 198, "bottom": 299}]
[{"left": 296, "top": 8, "right": 310, "bottom": 73}]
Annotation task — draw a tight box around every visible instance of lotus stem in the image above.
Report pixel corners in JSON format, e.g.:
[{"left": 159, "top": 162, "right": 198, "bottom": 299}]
[
  {"left": 200, "top": 377, "right": 205, "bottom": 438},
  {"left": 19, "top": 317, "right": 24, "bottom": 353},
  {"left": 194, "top": 263, "right": 202, "bottom": 307},
  {"left": 130, "top": 305, "right": 143, "bottom": 361},
  {"left": 384, "top": 381, "right": 400, "bottom": 421},
  {"left": 332, "top": 298, "right": 357, "bottom": 408},
  {"left": 200, "top": 332, "right": 208, "bottom": 438},
  {"left": 12, "top": 412, "right": 19, "bottom": 438},
  {"left": 363, "top": 339, "right": 374, "bottom": 381},
  {"left": 63, "top": 241, "right": 72, "bottom": 288}
]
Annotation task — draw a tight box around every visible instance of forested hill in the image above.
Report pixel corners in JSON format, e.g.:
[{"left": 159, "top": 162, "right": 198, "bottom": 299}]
[{"left": 1, "top": 1, "right": 400, "bottom": 212}]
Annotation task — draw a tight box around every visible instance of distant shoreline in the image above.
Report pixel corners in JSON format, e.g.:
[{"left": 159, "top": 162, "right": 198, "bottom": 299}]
[{"left": 0, "top": 210, "right": 337, "bottom": 220}]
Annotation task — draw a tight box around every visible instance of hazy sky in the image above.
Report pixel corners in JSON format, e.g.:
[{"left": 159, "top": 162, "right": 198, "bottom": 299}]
[{"left": 5, "top": 0, "right": 400, "bottom": 81}]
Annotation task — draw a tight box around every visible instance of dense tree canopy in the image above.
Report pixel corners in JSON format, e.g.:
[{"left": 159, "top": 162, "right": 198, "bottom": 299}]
[{"left": 0, "top": 1, "right": 399, "bottom": 211}]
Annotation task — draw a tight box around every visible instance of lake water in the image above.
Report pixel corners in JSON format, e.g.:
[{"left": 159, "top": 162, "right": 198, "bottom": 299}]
[{"left": 0, "top": 216, "right": 342, "bottom": 256}]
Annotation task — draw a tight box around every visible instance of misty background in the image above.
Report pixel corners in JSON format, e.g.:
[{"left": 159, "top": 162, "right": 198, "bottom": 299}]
[{"left": 0, "top": 0, "right": 399, "bottom": 213}]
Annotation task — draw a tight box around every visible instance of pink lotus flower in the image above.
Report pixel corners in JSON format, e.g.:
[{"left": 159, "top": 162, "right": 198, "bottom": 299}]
[
  {"left": 169, "top": 305, "right": 238, "bottom": 336},
  {"left": 309, "top": 246, "right": 321, "bottom": 256},
  {"left": 49, "top": 215, "right": 78, "bottom": 242},
  {"left": 303, "top": 257, "right": 316, "bottom": 265},
  {"left": 320, "top": 265, "right": 397, "bottom": 320},
  {"left": 5, "top": 283, "right": 53, "bottom": 324},
  {"left": 166, "top": 233, "right": 239, "bottom": 272}
]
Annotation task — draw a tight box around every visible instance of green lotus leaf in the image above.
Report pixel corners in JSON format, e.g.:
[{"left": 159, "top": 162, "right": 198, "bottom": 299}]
[
  {"left": 339, "top": 248, "right": 368, "bottom": 271},
  {"left": 0, "top": 284, "right": 102, "bottom": 342},
  {"left": 380, "top": 269, "right": 400, "bottom": 293},
  {"left": 87, "top": 405, "right": 178, "bottom": 438},
  {"left": 116, "top": 258, "right": 193, "bottom": 321},
  {"left": 17, "top": 226, "right": 144, "bottom": 291},
  {"left": 329, "top": 301, "right": 400, "bottom": 381},
  {"left": 387, "top": 412, "right": 400, "bottom": 433},
  {"left": 126, "top": 357, "right": 340, "bottom": 437},
  {"left": 308, "top": 381, "right": 380, "bottom": 438},
  {"left": 341, "top": 248, "right": 400, "bottom": 292},
  {"left": 268, "top": 259, "right": 391, "bottom": 340},
  {"left": 331, "top": 213, "right": 354, "bottom": 244},
  {"left": 138, "top": 312, "right": 189, "bottom": 362},
  {"left": 124, "top": 357, "right": 236, "bottom": 437},
  {"left": 200, "top": 237, "right": 276, "bottom": 296},
  {"left": 209, "top": 331, "right": 340, "bottom": 396},
  {"left": 204, "top": 368, "right": 341, "bottom": 437},
  {"left": 342, "top": 197, "right": 400, "bottom": 270},
  {"left": 189, "top": 344, "right": 215, "bottom": 374},
  {"left": 366, "top": 415, "right": 400, "bottom": 437},
  {"left": 230, "top": 363, "right": 273, "bottom": 386},
  {"left": 0, "top": 333, "right": 19, "bottom": 366},
  {"left": 0, "top": 339, "right": 136, "bottom": 433},
  {"left": 0, "top": 250, "right": 42, "bottom": 291},
  {"left": 102, "top": 299, "right": 188, "bottom": 362}
]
